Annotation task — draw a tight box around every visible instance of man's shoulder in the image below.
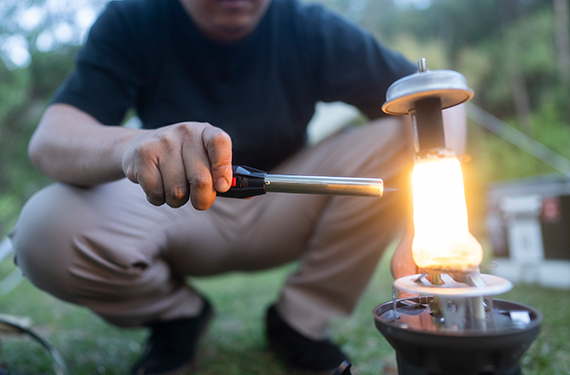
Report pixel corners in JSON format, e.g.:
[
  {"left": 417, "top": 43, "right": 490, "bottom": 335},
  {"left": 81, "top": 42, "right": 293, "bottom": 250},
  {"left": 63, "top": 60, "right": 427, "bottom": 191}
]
[
  {"left": 85, "top": 0, "right": 169, "bottom": 57},
  {"left": 273, "top": 0, "right": 333, "bottom": 24},
  {"left": 272, "top": 0, "right": 366, "bottom": 39}
]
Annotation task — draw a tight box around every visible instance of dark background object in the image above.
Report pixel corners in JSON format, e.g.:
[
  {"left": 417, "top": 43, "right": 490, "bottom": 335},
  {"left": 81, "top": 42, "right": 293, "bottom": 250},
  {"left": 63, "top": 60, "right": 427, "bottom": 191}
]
[{"left": 487, "top": 175, "right": 570, "bottom": 260}]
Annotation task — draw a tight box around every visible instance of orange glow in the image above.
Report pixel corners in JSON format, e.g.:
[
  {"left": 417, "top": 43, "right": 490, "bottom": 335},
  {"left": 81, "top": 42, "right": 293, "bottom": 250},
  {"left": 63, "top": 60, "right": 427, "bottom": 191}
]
[{"left": 411, "top": 152, "right": 482, "bottom": 271}]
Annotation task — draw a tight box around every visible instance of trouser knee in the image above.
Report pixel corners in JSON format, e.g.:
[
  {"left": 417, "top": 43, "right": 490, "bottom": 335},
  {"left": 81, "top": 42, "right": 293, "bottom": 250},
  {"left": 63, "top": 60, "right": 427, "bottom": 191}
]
[
  {"left": 10, "top": 184, "right": 99, "bottom": 303},
  {"left": 10, "top": 183, "right": 183, "bottom": 316}
]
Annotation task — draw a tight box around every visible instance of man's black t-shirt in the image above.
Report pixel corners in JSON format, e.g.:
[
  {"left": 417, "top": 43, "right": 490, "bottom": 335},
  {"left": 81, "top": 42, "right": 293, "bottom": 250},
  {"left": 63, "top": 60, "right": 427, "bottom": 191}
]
[{"left": 53, "top": 0, "right": 416, "bottom": 170}]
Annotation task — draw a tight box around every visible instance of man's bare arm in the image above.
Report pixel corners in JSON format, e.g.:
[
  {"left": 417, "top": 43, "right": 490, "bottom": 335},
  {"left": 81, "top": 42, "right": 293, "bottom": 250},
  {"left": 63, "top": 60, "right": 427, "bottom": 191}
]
[
  {"left": 29, "top": 104, "right": 233, "bottom": 209},
  {"left": 29, "top": 104, "right": 139, "bottom": 185}
]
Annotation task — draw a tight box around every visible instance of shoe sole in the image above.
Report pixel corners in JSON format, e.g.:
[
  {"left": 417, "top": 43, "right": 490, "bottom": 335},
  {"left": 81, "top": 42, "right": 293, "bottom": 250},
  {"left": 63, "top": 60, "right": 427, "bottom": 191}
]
[{"left": 137, "top": 305, "right": 215, "bottom": 375}]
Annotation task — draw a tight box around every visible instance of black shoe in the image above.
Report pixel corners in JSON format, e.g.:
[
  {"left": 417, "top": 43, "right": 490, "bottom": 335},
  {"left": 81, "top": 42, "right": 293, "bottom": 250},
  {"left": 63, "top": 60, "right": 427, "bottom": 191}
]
[
  {"left": 130, "top": 299, "right": 213, "bottom": 375},
  {"left": 265, "top": 305, "right": 348, "bottom": 374}
]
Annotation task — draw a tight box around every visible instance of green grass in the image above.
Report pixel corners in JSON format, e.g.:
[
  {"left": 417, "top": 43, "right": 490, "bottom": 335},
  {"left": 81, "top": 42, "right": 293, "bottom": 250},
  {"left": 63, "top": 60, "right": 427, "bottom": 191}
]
[{"left": 0, "top": 249, "right": 568, "bottom": 375}]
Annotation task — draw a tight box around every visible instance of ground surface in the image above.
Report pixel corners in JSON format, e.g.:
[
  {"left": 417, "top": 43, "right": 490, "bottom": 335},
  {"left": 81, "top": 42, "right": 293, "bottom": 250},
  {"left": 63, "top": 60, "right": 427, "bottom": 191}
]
[{"left": 0, "top": 248, "right": 568, "bottom": 375}]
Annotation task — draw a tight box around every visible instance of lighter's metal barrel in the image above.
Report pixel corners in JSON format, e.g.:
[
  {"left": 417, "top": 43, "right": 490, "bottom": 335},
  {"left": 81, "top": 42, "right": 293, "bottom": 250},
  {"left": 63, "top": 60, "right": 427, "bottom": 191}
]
[{"left": 264, "top": 174, "right": 384, "bottom": 197}]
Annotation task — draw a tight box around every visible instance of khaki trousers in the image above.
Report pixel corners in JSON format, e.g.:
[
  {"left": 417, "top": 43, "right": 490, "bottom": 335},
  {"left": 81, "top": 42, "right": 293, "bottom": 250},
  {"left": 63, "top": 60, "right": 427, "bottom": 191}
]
[{"left": 9, "top": 118, "right": 413, "bottom": 339}]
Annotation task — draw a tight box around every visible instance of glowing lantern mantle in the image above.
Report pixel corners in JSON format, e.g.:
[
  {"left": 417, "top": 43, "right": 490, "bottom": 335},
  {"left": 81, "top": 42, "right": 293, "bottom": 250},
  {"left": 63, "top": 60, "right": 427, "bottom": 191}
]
[{"left": 411, "top": 152, "right": 483, "bottom": 271}]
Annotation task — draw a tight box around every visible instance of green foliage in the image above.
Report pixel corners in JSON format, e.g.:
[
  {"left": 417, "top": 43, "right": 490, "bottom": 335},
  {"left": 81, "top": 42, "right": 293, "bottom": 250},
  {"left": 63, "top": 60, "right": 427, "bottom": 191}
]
[
  {"left": 388, "top": 33, "right": 449, "bottom": 69},
  {"left": 469, "top": 100, "right": 570, "bottom": 183},
  {"left": 0, "top": 49, "right": 75, "bottom": 238},
  {"left": 531, "top": 102, "right": 570, "bottom": 159},
  {"left": 456, "top": 47, "right": 493, "bottom": 97},
  {"left": 505, "top": 10, "right": 557, "bottom": 77},
  {"left": 503, "top": 284, "right": 570, "bottom": 374},
  {"left": 474, "top": 8, "right": 560, "bottom": 116},
  {"left": 472, "top": 129, "right": 556, "bottom": 182}
]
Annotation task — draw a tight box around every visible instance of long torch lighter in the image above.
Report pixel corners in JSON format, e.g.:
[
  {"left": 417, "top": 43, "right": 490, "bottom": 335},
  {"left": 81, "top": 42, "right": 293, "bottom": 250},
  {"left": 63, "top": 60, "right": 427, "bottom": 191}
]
[{"left": 217, "top": 165, "right": 386, "bottom": 198}]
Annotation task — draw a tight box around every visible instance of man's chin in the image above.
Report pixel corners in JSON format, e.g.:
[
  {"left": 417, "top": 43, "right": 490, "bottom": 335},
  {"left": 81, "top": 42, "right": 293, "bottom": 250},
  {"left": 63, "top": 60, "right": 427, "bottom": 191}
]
[
  {"left": 184, "top": 0, "right": 271, "bottom": 42},
  {"left": 215, "top": 0, "right": 255, "bottom": 11},
  {"left": 213, "top": 19, "right": 256, "bottom": 40}
]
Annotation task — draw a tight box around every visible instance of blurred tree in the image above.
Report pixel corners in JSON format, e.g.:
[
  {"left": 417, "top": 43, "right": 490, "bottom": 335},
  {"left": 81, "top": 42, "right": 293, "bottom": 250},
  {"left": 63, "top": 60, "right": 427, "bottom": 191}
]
[
  {"left": 477, "top": 9, "right": 560, "bottom": 121},
  {"left": 314, "top": 0, "right": 569, "bottom": 186},
  {"left": 0, "top": 50, "right": 77, "bottom": 238},
  {"left": 554, "top": 0, "right": 570, "bottom": 84},
  {"left": 0, "top": 0, "right": 104, "bottom": 237}
]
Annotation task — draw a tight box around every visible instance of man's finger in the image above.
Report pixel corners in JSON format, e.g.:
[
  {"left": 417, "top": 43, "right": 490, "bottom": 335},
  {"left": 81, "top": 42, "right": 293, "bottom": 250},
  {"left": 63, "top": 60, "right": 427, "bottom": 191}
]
[
  {"left": 137, "top": 161, "right": 166, "bottom": 206},
  {"left": 202, "top": 126, "right": 232, "bottom": 193},
  {"left": 181, "top": 128, "right": 216, "bottom": 210},
  {"left": 159, "top": 152, "right": 189, "bottom": 208},
  {"left": 188, "top": 164, "right": 216, "bottom": 210}
]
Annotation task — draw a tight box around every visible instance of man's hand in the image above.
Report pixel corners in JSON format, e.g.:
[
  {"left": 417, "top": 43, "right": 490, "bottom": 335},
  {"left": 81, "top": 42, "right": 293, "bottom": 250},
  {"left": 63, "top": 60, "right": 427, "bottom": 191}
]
[
  {"left": 29, "top": 105, "right": 232, "bottom": 211},
  {"left": 121, "top": 122, "right": 233, "bottom": 210}
]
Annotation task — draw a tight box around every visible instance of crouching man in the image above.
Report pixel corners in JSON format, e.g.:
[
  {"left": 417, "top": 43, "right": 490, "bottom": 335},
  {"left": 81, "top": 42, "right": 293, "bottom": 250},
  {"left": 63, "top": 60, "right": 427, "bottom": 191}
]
[{"left": 7, "top": 0, "right": 440, "bottom": 373}]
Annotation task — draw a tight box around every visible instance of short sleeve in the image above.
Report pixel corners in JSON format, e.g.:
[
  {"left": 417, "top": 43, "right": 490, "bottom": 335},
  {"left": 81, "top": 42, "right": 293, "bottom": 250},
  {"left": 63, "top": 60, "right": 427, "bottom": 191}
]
[
  {"left": 311, "top": 7, "right": 417, "bottom": 118},
  {"left": 51, "top": 1, "right": 143, "bottom": 125}
]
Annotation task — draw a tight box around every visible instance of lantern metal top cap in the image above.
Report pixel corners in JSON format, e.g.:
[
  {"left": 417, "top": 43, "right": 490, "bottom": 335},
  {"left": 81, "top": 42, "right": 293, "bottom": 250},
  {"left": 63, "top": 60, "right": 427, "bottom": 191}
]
[{"left": 382, "top": 58, "right": 474, "bottom": 115}]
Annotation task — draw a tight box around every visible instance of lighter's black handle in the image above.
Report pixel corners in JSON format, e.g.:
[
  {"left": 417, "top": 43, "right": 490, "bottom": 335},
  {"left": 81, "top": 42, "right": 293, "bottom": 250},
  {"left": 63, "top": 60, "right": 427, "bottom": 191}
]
[{"left": 216, "top": 165, "right": 267, "bottom": 199}]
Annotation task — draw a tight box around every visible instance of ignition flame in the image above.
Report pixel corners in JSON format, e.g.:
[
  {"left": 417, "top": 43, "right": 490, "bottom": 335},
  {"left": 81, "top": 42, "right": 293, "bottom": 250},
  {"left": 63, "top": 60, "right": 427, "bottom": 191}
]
[{"left": 411, "top": 152, "right": 482, "bottom": 271}]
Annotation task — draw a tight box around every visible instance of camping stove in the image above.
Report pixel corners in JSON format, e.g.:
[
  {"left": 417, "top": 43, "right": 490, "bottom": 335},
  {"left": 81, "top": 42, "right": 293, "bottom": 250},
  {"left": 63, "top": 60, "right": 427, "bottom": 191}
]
[
  {"left": 373, "top": 271, "right": 542, "bottom": 375},
  {"left": 334, "top": 60, "right": 542, "bottom": 375},
  {"left": 333, "top": 269, "right": 542, "bottom": 375}
]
